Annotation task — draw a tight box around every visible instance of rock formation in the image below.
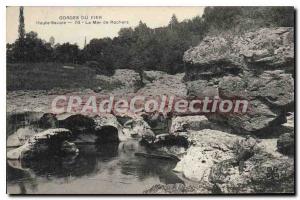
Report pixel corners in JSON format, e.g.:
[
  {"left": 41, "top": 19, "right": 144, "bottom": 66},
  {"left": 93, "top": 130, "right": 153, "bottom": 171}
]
[
  {"left": 183, "top": 27, "right": 294, "bottom": 135},
  {"left": 145, "top": 27, "right": 294, "bottom": 194},
  {"left": 7, "top": 128, "right": 77, "bottom": 160}
]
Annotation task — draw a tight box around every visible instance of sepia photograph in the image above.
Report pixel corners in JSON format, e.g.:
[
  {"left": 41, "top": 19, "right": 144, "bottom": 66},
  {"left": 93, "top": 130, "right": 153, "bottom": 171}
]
[{"left": 6, "top": 6, "right": 295, "bottom": 195}]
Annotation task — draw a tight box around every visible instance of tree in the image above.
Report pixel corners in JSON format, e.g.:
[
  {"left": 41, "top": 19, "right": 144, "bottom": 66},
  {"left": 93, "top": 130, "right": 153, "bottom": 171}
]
[
  {"left": 23, "top": 31, "right": 53, "bottom": 62},
  {"left": 83, "top": 38, "right": 115, "bottom": 75},
  {"left": 129, "top": 55, "right": 145, "bottom": 87},
  {"left": 18, "top": 7, "right": 25, "bottom": 41},
  {"left": 15, "top": 6, "right": 26, "bottom": 62},
  {"left": 134, "top": 21, "right": 150, "bottom": 36},
  {"left": 7, "top": 6, "right": 293, "bottom": 75},
  {"left": 49, "top": 36, "right": 55, "bottom": 47},
  {"left": 53, "top": 43, "right": 79, "bottom": 63},
  {"left": 169, "top": 14, "right": 179, "bottom": 30},
  {"left": 6, "top": 43, "right": 15, "bottom": 63}
]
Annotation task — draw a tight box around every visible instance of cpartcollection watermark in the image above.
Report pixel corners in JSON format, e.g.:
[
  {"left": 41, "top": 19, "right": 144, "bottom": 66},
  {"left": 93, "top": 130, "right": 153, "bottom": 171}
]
[{"left": 51, "top": 95, "right": 249, "bottom": 117}]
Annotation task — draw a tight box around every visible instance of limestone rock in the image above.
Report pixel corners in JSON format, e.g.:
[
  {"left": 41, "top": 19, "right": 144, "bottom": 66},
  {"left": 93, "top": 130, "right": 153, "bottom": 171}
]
[
  {"left": 7, "top": 126, "right": 43, "bottom": 147},
  {"left": 183, "top": 28, "right": 294, "bottom": 134},
  {"left": 239, "top": 27, "right": 294, "bottom": 70},
  {"left": 183, "top": 36, "right": 242, "bottom": 67},
  {"left": 143, "top": 183, "right": 211, "bottom": 194},
  {"left": 215, "top": 70, "right": 294, "bottom": 134},
  {"left": 152, "top": 133, "right": 189, "bottom": 149},
  {"left": 7, "top": 112, "right": 44, "bottom": 136},
  {"left": 184, "top": 27, "right": 294, "bottom": 81},
  {"left": 142, "top": 114, "right": 170, "bottom": 135},
  {"left": 95, "top": 69, "right": 142, "bottom": 93},
  {"left": 122, "top": 117, "right": 155, "bottom": 142},
  {"left": 209, "top": 159, "right": 253, "bottom": 193},
  {"left": 186, "top": 79, "right": 219, "bottom": 98},
  {"left": 94, "top": 114, "right": 127, "bottom": 141},
  {"left": 173, "top": 129, "right": 244, "bottom": 182},
  {"left": 219, "top": 71, "right": 294, "bottom": 108},
  {"left": 208, "top": 145, "right": 294, "bottom": 193},
  {"left": 142, "top": 70, "right": 168, "bottom": 84},
  {"left": 169, "top": 115, "right": 211, "bottom": 134},
  {"left": 137, "top": 73, "right": 187, "bottom": 97},
  {"left": 7, "top": 128, "right": 73, "bottom": 160},
  {"left": 248, "top": 154, "right": 294, "bottom": 193},
  {"left": 183, "top": 35, "right": 244, "bottom": 81}
]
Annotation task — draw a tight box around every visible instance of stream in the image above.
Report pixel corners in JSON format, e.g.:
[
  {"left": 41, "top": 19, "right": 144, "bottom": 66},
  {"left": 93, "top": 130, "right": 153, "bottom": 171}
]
[{"left": 6, "top": 112, "right": 185, "bottom": 194}]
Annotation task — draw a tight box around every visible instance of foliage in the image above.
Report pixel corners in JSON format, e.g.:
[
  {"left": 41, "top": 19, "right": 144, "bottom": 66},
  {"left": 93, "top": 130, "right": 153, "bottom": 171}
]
[
  {"left": 7, "top": 7, "right": 294, "bottom": 75},
  {"left": 202, "top": 6, "right": 294, "bottom": 34},
  {"left": 53, "top": 42, "right": 80, "bottom": 63}
]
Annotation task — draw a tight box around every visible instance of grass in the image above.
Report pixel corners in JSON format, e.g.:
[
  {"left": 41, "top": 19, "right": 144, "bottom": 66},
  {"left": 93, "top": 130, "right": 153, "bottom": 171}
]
[{"left": 7, "top": 63, "right": 122, "bottom": 91}]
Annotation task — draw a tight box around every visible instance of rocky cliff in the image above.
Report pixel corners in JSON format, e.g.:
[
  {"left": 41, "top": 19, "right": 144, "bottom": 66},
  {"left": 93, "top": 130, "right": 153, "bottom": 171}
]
[
  {"left": 145, "top": 27, "right": 294, "bottom": 194},
  {"left": 183, "top": 27, "right": 294, "bottom": 135}
]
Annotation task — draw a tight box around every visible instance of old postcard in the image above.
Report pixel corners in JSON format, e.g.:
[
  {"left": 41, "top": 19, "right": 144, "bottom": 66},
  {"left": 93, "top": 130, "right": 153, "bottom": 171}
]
[{"left": 6, "top": 6, "right": 295, "bottom": 194}]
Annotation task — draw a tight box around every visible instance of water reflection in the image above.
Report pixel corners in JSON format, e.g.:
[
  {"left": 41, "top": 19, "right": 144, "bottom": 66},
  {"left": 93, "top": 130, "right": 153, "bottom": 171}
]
[{"left": 7, "top": 140, "right": 184, "bottom": 194}]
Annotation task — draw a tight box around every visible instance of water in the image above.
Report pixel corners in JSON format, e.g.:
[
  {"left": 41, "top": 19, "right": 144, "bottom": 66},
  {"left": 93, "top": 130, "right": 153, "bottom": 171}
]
[{"left": 7, "top": 113, "right": 184, "bottom": 194}]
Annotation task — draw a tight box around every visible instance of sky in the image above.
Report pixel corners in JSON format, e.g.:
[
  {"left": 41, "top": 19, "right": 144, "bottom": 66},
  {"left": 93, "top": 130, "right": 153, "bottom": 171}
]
[{"left": 7, "top": 7, "right": 204, "bottom": 48}]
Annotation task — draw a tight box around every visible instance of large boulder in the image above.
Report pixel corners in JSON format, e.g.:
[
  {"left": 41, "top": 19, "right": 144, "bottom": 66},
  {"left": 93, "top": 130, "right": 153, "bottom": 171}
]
[
  {"left": 219, "top": 71, "right": 294, "bottom": 108},
  {"left": 94, "top": 114, "right": 128, "bottom": 141},
  {"left": 151, "top": 133, "right": 189, "bottom": 149},
  {"left": 209, "top": 153, "right": 294, "bottom": 193},
  {"left": 7, "top": 128, "right": 76, "bottom": 160},
  {"left": 171, "top": 129, "right": 294, "bottom": 193},
  {"left": 142, "top": 113, "right": 170, "bottom": 135},
  {"left": 122, "top": 117, "right": 155, "bottom": 142},
  {"left": 7, "top": 126, "right": 41, "bottom": 147},
  {"left": 143, "top": 183, "right": 211, "bottom": 194},
  {"left": 95, "top": 69, "right": 142, "bottom": 93},
  {"left": 186, "top": 79, "right": 219, "bottom": 98},
  {"left": 183, "top": 35, "right": 244, "bottom": 81},
  {"left": 173, "top": 129, "right": 247, "bottom": 182},
  {"left": 207, "top": 99, "right": 285, "bottom": 135},
  {"left": 207, "top": 134, "right": 294, "bottom": 194},
  {"left": 239, "top": 27, "right": 294, "bottom": 71},
  {"left": 169, "top": 115, "right": 211, "bottom": 134},
  {"left": 137, "top": 73, "right": 187, "bottom": 97},
  {"left": 184, "top": 27, "right": 294, "bottom": 81},
  {"left": 6, "top": 112, "right": 44, "bottom": 136},
  {"left": 142, "top": 70, "right": 168, "bottom": 84},
  {"left": 247, "top": 154, "right": 294, "bottom": 193},
  {"left": 183, "top": 36, "right": 242, "bottom": 67},
  {"left": 215, "top": 70, "right": 294, "bottom": 134},
  {"left": 183, "top": 27, "right": 294, "bottom": 135}
]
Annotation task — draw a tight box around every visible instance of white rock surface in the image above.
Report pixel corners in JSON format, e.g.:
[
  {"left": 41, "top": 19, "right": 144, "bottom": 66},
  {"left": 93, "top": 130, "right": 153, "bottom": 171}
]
[
  {"left": 7, "top": 127, "right": 41, "bottom": 147},
  {"left": 173, "top": 129, "right": 243, "bottom": 182},
  {"left": 123, "top": 117, "right": 155, "bottom": 139},
  {"left": 7, "top": 128, "right": 72, "bottom": 160},
  {"left": 169, "top": 115, "right": 210, "bottom": 134},
  {"left": 94, "top": 114, "right": 128, "bottom": 141}
]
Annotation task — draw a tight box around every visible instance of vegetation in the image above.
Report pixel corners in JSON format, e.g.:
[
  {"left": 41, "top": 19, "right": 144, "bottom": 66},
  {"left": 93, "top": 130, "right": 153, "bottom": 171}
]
[
  {"left": 202, "top": 6, "right": 294, "bottom": 34},
  {"left": 7, "top": 7, "right": 294, "bottom": 77},
  {"left": 7, "top": 63, "right": 123, "bottom": 90}
]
